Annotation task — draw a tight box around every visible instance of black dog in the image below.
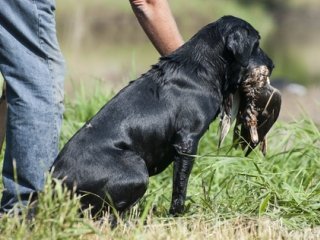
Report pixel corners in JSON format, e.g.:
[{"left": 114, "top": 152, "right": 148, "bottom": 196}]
[{"left": 51, "top": 16, "right": 273, "bottom": 216}]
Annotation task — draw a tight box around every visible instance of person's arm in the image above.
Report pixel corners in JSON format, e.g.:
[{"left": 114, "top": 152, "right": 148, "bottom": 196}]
[{"left": 130, "top": 0, "right": 184, "bottom": 56}]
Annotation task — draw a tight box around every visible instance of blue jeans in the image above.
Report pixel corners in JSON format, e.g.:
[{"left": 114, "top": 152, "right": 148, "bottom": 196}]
[{"left": 0, "top": 0, "right": 65, "bottom": 211}]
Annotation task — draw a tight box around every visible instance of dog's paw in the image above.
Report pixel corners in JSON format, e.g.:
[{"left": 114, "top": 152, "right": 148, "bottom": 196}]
[{"left": 169, "top": 199, "right": 185, "bottom": 216}]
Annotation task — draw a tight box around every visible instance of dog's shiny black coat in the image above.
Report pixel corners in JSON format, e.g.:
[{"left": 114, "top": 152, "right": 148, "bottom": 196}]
[{"left": 52, "top": 16, "right": 273, "bottom": 216}]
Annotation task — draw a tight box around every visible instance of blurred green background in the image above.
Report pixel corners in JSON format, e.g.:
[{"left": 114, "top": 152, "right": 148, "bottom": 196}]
[{"left": 56, "top": 0, "right": 319, "bottom": 121}]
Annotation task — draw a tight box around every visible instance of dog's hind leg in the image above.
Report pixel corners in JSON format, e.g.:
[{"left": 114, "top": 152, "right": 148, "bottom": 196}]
[
  {"left": 100, "top": 152, "right": 150, "bottom": 227},
  {"left": 109, "top": 176, "right": 149, "bottom": 212},
  {"left": 99, "top": 152, "right": 149, "bottom": 213}
]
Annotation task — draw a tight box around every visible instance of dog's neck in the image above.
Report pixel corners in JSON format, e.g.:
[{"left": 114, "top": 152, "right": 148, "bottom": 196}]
[
  {"left": 143, "top": 20, "right": 245, "bottom": 100},
  {"left": 159, "top": 24, "right": 240, "bottom": 93}
]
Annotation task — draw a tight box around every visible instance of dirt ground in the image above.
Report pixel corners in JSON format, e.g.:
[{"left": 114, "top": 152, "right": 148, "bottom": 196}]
[{"left": 279, "top": 86, "right": 320, "bottom": 124}]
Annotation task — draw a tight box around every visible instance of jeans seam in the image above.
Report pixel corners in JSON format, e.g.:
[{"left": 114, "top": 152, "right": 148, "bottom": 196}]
[
  {"left": 33, "top": 0, "right": 59, "bottom": 159},
  {"left": 32, "top": 0, "right": 42, "bottom": 58}
]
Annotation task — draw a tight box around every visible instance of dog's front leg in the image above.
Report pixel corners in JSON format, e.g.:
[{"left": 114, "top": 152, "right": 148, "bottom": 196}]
[{"left": 170, "top": 136, "right": 197, "bottom": 216}]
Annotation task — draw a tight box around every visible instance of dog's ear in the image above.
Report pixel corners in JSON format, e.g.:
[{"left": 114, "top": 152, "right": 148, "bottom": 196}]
[{"left": 226, "top": 28, "right": 256, "bottom": 67}]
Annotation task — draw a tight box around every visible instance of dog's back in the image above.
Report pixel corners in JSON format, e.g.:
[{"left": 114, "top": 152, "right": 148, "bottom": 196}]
[{"left": 53, "top": 76, "right": 173, "bottom": 175}]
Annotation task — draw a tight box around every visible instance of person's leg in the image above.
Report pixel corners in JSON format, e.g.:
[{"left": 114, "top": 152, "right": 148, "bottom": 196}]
[{"left": 0, "top": 0, "right": 65, "bottom": 212}]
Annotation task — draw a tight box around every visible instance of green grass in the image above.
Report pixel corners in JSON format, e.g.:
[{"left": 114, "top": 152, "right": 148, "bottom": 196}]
[{"left": 0, "top": 85, "right": 320, "bottom": 239}]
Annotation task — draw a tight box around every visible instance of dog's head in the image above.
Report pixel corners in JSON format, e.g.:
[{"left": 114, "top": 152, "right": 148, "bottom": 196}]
[
  {"left": 215, "top": 16, "right": 274, "bottom": 92},
  {"left": 163, "top": 16, "right": 273, "bottom": 94},
  {"left": 219, "top": 16, "right": 273, "bottom": 68}
]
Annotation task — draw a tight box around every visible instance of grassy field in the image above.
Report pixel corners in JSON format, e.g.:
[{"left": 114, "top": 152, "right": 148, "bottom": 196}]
[
  {"left": 0, "top": 1, "right": 319, "bottom": 238},
  {"left": 0, "top": 84, "right": 319, "bottom": 239}
]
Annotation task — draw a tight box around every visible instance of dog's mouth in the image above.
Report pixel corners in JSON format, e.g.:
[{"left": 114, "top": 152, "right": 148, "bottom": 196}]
[{"left": 242, "top": 65, "right": 271, "bottom": 88}]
